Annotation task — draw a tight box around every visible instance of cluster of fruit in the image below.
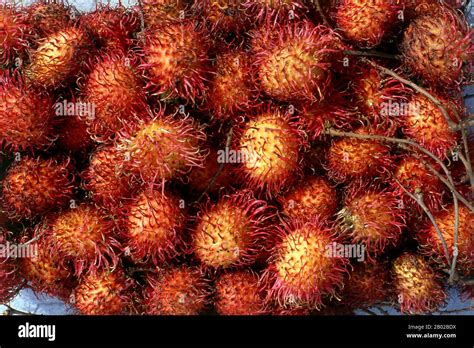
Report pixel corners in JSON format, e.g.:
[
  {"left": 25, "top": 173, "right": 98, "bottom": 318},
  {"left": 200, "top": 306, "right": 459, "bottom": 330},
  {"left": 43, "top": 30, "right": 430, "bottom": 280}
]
[{"left": 0, "top": 0, "right": 473, "bottom": 315}]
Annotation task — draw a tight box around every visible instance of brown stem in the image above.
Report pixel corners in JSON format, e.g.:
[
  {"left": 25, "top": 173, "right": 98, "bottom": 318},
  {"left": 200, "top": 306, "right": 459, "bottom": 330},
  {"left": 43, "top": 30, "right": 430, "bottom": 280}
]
[
  {"left": 343, "top": 50, "right": 399, "bottom": 60},
  {"left": 314, "top": 0, "right": 331, "bottom": 27}
]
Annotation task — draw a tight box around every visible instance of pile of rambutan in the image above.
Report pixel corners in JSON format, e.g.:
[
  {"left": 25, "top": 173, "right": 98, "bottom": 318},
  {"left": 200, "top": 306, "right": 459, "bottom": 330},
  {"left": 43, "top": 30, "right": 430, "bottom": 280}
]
[{"left": 0, "top": 0, "right": 472, "bottom": 317}]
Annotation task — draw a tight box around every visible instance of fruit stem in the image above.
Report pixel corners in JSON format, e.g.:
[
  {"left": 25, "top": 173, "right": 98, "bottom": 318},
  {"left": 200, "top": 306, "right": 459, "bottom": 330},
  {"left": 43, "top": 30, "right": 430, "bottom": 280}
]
[{"left": 343, "top": 50, "right": 398, "bottom": 60}]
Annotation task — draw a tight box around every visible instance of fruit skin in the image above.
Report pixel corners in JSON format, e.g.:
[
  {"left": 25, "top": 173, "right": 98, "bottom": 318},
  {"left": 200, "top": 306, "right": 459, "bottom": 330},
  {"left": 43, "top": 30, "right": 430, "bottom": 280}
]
[
  {"left": 117, "top": 112, "right": 207, "bottom": 185},
  {"left": 121, "top": 188, "right": 187, "bottom": 266},
  {"left": 82, "top": 52, "right": 147, "bottom": 142},
  {"left": 0, "top": 232, "right": 23, "bottom": 303},
  {"left": 214, "top": 270, "right": 267, "bottom": 315},
  {"left": 26, "top": 27, "right": 93, "bottom": 89},
  {"left": 43, "top": 204, "right": 121, "bottom": 276},
  {"left": 196, "top": 0, "right": 251, "bottom": 34},
  {"left": 337, "top": 185, "right": 405, "bottom": 257},
  {"left": 25, "top": 1, "right": 72, "bottom": 37},
  {"left": 192, "top": 190, "right": 273, "bottom": 269},
  {"left": 392, "top": 155, "right": 444, "bottom": 212},
  {"left": 279, "top": 176, "right": 338, "bottom": 223},
  {"left": 392, "top": 252, "right": 446, "bottom": 314},
  {"left": 252, "top": 20, "right": 343, "bottom": 102},
  {"left": 1, "top": 156, "right": 75, "bottom": 220},
  {"left": 141, "top": 0, "right": 190, "bottom": 28},
  {"left": 234, "top": 106, "right": 305, "bottom": 197},
  {"left": 56, "top": 114, "right": 93, "bottom": 153},
  {"left": 401, "top": 93, "right": 458, "bottom": 159},
  {"left": 400, "top": 6, "right": 473, "bottom": 87},
  {"left": 73, "top": 268, "right": 135, "bottom": 315},
  {"left": 143, "top": 266, "right": 210, "bottom": 315},
  {"left": 0, "top": 74, "right": 56, "bottom": 153},
  {"left": 243, "top": 0, "right": 308, "bottom": 23},
  {"left": 82, "top": 145, "right": 141, "bottom": 212},
  {"left": 0, "top": 5, "right": 31, "bottom": 66},
  {"left": 418, "top": 204, "right": 473, "bottom": 276},
  {"left": 334, "top": 0, "right": 402, "bottom": 48},
  {"left": 326, "top": 127, "right": 393, "bottom": 183},
  {"left": 140, "top": 20, "right": 212, "bottom": 103},
  {"left": 262, "top": 218, "right": 349, "bottom": 310}
]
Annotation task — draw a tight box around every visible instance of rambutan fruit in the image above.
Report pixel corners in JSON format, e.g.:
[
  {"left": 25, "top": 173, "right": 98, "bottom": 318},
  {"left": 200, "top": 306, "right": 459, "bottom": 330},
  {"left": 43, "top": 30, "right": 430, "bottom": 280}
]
[
  {"left": 392, "top": 252, "right": 447, "bottom": 314},
  {"left": 0, "top": 232, "right": 23, "bottom": 303},
  {"left": 341, "top": 262, "right": 391, "bottom": 308},
  {"left": 243, "top": 0, "right": 307, "bottom": 24},
  {"left": 1, "top": 156, "right": 74, "bottom": 220},
  {"left": 195, "top": 0, "right": 251, "bottom": 34},
  {"left": 143, "top": 266, "right": 210, "bottom": 315},
  {"left": 80, "top": 6, "right": 139, "bottom": 50},
  {"left": 56, "top": 115, "right": 93, "bottom": 153},
  {"left": 401, "top": 93, "right": 458, "bottom": 159},
  {"left": 262, "top": 218, "right": 349, "bottom": 309},
  {"left": 192, "top": 190, "right": 272, "bottom": 269},
  {"left": 73, "top": 267, "right": 135, "bottom": 315},
  {"left": 205, "top": 49, "right": 257, "bottom": 122},
  {"left": 117, "top": 113, "right": 207, "bottom": 185},
  {"left": 19, "top": 233, "right": 76, "bottom": 300},
  {"left": 418, "top": 204, "right": 473, "bottom": 276},
  {"left": 214, "top": 270, "right": 267, "bottom": 315},
  {"left": 44, "top": 204, "right": 121, "bottom": 276},
  {"left": 392, "top": 155, "right": 445, "bottom": 212},
  {"left": 26, "top": 27, "right": 93, "bottom": 89},
  {"left": 25, "top": 1, "right": 72, "bottom": 38},
  {"left": 326, "top": 127, "right": 393, "bottom": 183},
  {"left": 82, "top": 145, "right": 140, "bottom": 212},
  {"left": 140, "top": 20, "right": 212, "bottom": 103},
  {"left": 0, "top": 5, "right": 30, "bottom": 66},
  {"left": 82, "top": 52, "right": 147, "bottom": 142},
  {"left": 333, "top": 0, "right": 402, "bottom": 48},
  {"left": 234, "top": 106, "right": 305, "bottom": 196},
  {"left": 252, "top": 20, "right": 342, "bottom": 102},
  {"left": 279, "top": 176, "right": 338, "bottom": 223},
  {"left": 0, "top": 75, "right": 56, "bottom": 153},
  {"left": 400, "top": 6, "right": 473, "bottom": 87},
  {"left": 121, "top": 188, "right": 187, "bottom": 265},
  {"left": 141, "top": 0, "right": 190, "bottom": 28},
  {"left": 336, "top": 186, "right": 405, "bottom": 257}
]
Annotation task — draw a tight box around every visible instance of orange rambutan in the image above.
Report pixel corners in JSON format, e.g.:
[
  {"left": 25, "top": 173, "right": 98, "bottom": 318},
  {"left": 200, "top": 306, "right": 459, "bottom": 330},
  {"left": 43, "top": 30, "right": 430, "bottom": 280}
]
[{"left": 25, "top": 1, "right": 72, "bottom": 38}]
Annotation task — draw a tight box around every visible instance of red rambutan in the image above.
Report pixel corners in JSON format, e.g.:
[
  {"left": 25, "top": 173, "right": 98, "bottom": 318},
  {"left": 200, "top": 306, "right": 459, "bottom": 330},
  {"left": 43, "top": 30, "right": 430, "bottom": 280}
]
[
  {"left": 333, "top": 0, "right": 402, "bottom": 48},
  {"left": 0, "top": 5, "right": 30, "bottom": 66},
  {"left": 195, "top": 0, "right": 251, "bottom": 34},
  {"left": 392, "top": 252, "right": 447, "bottom": 314},
  {"left": 140, "top": 20, "right": 212, "bottom": 103},
  {"left": 56, "top": 114, "right": 93, "bottom": 153},
  {"left": 1, "top": 156, "right": 74, "bottom": 220},
  {"left": 243, "top": 0, "right": 308, "bottom": 24},
  {"left": 0, "top": 232, "right": 23, "bottom": 303},
  {"left": 400, "top": 6, "right": 473, "bottom": 87},
  {"left": 262, "top": 218, "right": 349, "bottom": 309},
  {"left": 25, "top": 1, "right": 72, "bottom": 38},
  {"left": 143, "top": 266, "right": 210, "bottom": 315},
  {"left": 192, "top": 190, "right": 273, "bottom": 269},
  {"left": 141, "top": 0, "right": 190, "bottom": 28},
  {"left": 279, "top": 176, "right": 338, "bottom": 223},
  {"left": 73, "top": 267, "right": 135, "bottom": 315},
  {"left": 214, "top": 270, "right": 267, "bottom": 315}
]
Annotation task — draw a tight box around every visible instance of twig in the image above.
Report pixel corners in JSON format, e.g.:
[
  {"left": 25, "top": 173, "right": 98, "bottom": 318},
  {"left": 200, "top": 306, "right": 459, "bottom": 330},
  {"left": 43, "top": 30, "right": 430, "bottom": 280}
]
[
  {"left": 361, "top": 308, "right": 377, "bottom": 316},
  {"left": 314, "top": 0, "right": 330, "bottom": 27},
  {"left": 2, "top": 304, "right": 35, "bottom": 316},
  {"left": 343, "top": 50, "right": 399, "bottom": 60},
  {"left": 449, "top": 196, "right": 460, "bottom": 284}
]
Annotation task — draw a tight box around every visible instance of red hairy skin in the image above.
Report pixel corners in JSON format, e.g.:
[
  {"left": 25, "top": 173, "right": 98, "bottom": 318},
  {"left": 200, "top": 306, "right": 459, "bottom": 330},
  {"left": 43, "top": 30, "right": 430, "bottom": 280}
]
[
  {"left": 392, "top": 155, "right": 445, "bottom": 212},
  {"left": 392, "top": 252, "right": 447, "bottom": 314},
  {"left": 279, "top": 176, "right": 338, "bottom": 223},
  {"left": 233, "top": 105, "right": 306, "bottom": 197},
  {"left": 143, "top": 266, "right": 210, "bottom": 315},
  {"left": 251, "top": 20, "right": 343, "bottom": 102},
  {"left": 401, "top": 93, "right": 458, "bottom": 160},
  {"left": 262, "top": 218, "right": 349, "bottom": 310},
  {"left": 80, "top": 6, "right": 139, "bottom": 51},
  {"left": 326, "top": 127, "right": 393, "bottom": 183},
  {"left": 0, "top": 74, "right": 56, "bottom": 153},
  {"left": 205, "top": 49, "right": 259, "bottom": 122},
  {"left": 26, "top": 27, "right": 93, "bottom": 89},
  {"left": 214, "top": 270, "right": 267, "bottom": 315},
  {"left": 43, "top": 204, "right": 121, "bottom": 277},
  {"left": 418, "top": 204, "right": 474, "bottom": 276},
  {"left": 341, "top": 261, "right": 391, "bottom": 308},
  {"left": 56, "top": 115, "right": 93, "bottom": 153},
  {"left": 19, "top": 233, "right": 76, "bottom": 300},
  {"left": 333, "top": 0, "right": 402, "bottom": 48},
  {"left": 195, "top": 0, "right": 251, "bottom": 34},
  {"left": 404, "top": 0, "right": 466, "bottom": 18},
  {"left": 73, "top": 267, "right": 135, "bottom": 315},
  {"left": 141, "top": 0, "right": 191, "bottom": 28},
  {"left": 82, "top": 144, "right": 141, "bottom": 212},
  {"left": 0, "top": 5, "right": 31, "bottom": 67},
  {"left": 192, "top": 190, "right": 273, "bottom": 269},
  {"left": 121, "top": 188, "right": 187, "bottom": 265},
  {"left": 400, "top": 6, "right": 473, "bottom": 87},
  {"left": 0, "top": 232, "right": 23, "bottom": 303},
  {"left": 1, "top": 156, "right": 75, "bottom": 220},
  {"left": 242, "top": 0, "right": 308, "bottom": 24},
  {"left": 337, "top": 185, "right": 406, "bottom": 257},
  {"left": 25, "top": 1, "right": 72, "bottom": 38},
  {"left": 82, "top": 52, "right": 148, "bottom": 142},
  {"left": 140, "top": 20, "right": 212, "bottom": 103},
  {"left": 117, "top": 112, "right": 207, "bottom": 185}
]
